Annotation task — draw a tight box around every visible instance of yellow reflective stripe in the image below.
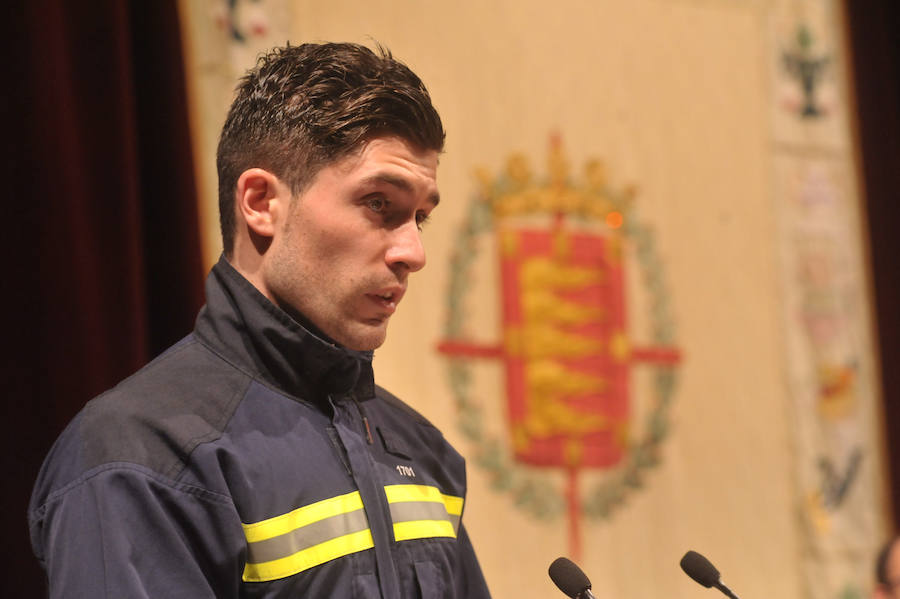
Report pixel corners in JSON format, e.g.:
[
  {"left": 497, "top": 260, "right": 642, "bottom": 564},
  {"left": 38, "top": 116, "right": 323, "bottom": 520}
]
[
  {"left": 241, "top": 485, "right": 465, "bottom": 582},
  {"left": 393, "top": 519, "right": 456, "bottom": 542},
  {"left": 384, "top": 484, "right": 444, "bottom": 504},
  {"left": 384, "top": 484, "right": 464, "bottom": 514},
  {"left": 242, "top": 529, "right": 374, "bottom": 582},
  {"left": 442, "top": 494, "right": 463, "bottom": 516},
  {"left": 385, "top": 484, "right": 464, "bottom": 541},
  {"left": 242, "top": 491, "right": 364, "bottom": 543}
]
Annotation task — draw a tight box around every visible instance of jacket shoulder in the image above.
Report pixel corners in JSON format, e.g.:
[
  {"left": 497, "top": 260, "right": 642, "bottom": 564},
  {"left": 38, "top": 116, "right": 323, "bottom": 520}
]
[{"left": 74, "top": 335, "right": 251, "bottom": 478}]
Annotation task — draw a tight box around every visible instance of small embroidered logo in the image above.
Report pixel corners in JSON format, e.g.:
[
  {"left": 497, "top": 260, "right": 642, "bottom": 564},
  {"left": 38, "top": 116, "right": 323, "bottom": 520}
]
[{"left": 396, "top": 465, "right": 416, "bottom": 478}]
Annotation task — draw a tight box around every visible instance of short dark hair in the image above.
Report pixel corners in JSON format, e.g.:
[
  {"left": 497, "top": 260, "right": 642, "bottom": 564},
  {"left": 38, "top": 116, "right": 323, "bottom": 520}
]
[
  {"left": 877, "top": 536, "right": 899, "bottom": 586},
  {"left": 216, "top": 42, "right": 446, "bottom": 255}
]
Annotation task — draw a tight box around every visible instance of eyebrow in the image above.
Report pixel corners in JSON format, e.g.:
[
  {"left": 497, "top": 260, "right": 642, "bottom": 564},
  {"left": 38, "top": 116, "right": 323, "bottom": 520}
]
[{"left": 362, "top": 173, "right": 440, "bottom": 206}]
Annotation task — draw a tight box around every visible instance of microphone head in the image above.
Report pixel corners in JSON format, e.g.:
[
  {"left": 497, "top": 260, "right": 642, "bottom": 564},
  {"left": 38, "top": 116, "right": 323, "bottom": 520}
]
[
  {"left": 680, "top": 550, "right": 721, "bottom": 588},
  {"left": 549, "top": 557, "right": 592, "bottom": 598}
]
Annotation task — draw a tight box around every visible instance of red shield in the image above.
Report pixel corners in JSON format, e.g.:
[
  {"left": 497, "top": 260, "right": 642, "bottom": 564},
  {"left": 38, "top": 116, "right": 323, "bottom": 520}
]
[{"left": 498, "top": 226, "right": 628, "bottom": 469}]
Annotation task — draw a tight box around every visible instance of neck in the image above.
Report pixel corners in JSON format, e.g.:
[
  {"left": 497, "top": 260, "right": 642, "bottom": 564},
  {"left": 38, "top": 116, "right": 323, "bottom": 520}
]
[{"left": 227, "top": 239, "right": 272, "bottom": 304}]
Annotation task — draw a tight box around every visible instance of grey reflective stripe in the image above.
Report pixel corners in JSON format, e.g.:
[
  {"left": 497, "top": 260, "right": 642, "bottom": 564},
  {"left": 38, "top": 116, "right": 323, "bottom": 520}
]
[
  {"left": 448, "top": 513, "right": 461, "bottom": 534},
  {"left": 246, "top": 507, "right": 370, "bottom": 564},
  {"left": 389, "top": 501, "right": 460, "bottom": 533}
]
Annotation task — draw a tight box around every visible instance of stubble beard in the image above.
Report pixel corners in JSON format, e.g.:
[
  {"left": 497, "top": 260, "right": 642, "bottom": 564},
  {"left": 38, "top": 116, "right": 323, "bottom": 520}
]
[{"left": 266, "top": 253, "right": 390, "bottom": 351}]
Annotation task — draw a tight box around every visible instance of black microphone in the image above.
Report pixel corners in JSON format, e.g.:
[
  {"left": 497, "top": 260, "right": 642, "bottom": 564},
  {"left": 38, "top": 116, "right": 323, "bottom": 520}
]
[
  {"left": 549, "top": 557, "right": 597, "bottom": 599},
  {"left": 679, "top": 550, "right": 741, "bottom": 599}
]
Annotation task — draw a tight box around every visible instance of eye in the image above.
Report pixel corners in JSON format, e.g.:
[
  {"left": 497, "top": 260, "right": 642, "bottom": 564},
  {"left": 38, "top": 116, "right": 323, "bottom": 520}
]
[
  {"left": 415, "top": 211, "right": 431, "bottom": 231},
  {"left": 366, "top": 195, "right": 387, "bottom": 213}
]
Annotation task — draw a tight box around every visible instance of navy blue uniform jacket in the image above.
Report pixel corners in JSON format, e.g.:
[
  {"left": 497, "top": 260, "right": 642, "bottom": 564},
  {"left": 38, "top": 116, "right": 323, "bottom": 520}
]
[{"left": 29, "top": 258, "right": 491, "bottom": 598}]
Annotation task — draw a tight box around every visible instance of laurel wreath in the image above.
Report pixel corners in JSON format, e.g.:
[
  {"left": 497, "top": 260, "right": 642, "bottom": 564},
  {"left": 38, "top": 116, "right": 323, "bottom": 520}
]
[{"left": 442, "top": 168, "right": 680, "bottom": 521}]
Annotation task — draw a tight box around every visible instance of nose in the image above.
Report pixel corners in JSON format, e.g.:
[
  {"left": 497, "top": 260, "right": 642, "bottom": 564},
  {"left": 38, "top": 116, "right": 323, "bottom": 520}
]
[{"left": 385, "top": 220, "right": 426, "bottom": 273}]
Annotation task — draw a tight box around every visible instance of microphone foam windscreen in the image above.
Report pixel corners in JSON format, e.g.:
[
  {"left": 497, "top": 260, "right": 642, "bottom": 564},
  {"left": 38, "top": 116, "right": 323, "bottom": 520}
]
[
  {"left": 680, "top": 550, "right": 720, "bottom": 588},
  {"left": 549, "top": 557, "right": 591, "bottom": 598}
]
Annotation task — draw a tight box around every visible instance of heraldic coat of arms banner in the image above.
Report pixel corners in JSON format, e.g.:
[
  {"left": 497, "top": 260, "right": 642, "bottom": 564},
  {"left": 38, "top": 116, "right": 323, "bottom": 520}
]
[{"left": 438, "top": 138, "right": 682, "bottom": 560}]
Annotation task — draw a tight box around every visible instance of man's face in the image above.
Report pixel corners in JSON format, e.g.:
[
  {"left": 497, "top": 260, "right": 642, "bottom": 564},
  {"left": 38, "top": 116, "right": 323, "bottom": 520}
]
[{"left": 262, "top": 136, "right": 439, "bottom": 351}]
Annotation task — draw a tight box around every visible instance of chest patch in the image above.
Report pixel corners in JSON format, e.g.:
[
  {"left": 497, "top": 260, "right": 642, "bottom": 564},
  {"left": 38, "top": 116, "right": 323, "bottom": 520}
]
[{"left": 378, "top": 426, "right": 412, "bottom": 460}]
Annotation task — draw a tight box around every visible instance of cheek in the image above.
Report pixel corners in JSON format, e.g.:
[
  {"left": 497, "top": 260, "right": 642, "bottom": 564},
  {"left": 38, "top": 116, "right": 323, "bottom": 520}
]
[
  {"left": 325, "top": 229, "right": 387, "bottom": 266},
  {"left": 305, "top": 218, "right": 368, "bottom": 257}
]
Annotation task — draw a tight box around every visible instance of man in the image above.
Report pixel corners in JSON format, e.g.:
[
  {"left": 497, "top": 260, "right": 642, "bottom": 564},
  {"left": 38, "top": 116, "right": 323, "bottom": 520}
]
[
  {"left": 29, "top": 42, "right": 492, "bottom": 598},
  {"left": 876, "top": 536, "right": 900, "bottom": 599}
]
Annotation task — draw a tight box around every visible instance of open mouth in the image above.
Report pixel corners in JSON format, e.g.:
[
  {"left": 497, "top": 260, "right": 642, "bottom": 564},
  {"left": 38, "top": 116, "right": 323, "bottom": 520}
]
[
  {"left": 366, "top": 285, "right": 405, "bottom": 313},
  {"left": 367, "top": 292, "right": 398, "bottom": 311}
]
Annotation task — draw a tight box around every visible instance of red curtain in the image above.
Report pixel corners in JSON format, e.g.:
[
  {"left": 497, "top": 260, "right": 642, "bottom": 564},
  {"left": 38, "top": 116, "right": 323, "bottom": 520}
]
[{"left": 3, "top": 1, "right": 204, "bottom": 593}]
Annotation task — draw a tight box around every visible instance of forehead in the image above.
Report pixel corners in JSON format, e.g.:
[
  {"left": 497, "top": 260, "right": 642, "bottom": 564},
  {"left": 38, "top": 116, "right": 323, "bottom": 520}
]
[{"left": 333, "top": 136, "right": 439, "bottom": 195}]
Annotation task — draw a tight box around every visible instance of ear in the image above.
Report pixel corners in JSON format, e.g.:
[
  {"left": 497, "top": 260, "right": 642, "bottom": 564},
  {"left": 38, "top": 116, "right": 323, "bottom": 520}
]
[{"left": 235, "top": 168, "right": 289, "bottom": 239}]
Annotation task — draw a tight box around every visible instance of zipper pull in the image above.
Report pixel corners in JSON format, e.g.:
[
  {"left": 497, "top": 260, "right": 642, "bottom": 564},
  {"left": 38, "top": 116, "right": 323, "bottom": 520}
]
[
  {"left": 362, "top": 415, "right": 374, "bottom": 445},
  {"left": 354, "top": 398, "right": 375, "bottom": 445}
]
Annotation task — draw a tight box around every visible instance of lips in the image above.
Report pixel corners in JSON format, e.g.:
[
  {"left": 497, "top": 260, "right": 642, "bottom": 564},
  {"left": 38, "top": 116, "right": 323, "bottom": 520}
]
[{"left": 365, "top": 285, "right": 405, "bottom": 314}]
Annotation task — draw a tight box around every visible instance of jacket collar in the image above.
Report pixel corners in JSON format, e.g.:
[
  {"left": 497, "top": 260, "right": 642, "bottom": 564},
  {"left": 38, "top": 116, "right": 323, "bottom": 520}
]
[{"left": 193, "top": 256, "right": 375, "bottom": 404}]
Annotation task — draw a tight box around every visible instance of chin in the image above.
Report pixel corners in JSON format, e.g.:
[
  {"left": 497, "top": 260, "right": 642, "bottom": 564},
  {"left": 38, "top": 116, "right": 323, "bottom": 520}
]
[
  {"left": 344, "top": 339, "right": 386, "bottom": 352},
  {"left": 340, "top": 328, "right": 388, "bottom": 352}
]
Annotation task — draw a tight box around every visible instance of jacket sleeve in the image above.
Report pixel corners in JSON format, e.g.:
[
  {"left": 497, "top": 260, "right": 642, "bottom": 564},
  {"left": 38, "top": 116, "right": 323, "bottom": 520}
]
[
  {"left": 455, "top": 522, "right": 493, "bottom": 598},
  {"left": 30, "top": 464, "right": 246, "bottom": 598}
]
